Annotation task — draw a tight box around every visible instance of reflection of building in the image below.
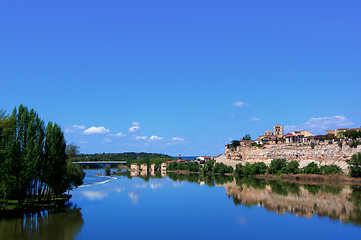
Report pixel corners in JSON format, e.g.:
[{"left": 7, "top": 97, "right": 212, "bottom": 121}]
[
  {"left": 224, "top": 181, "right": 357, "bottom": 225},
  {"left": 161, "top": 171, "right": 166, "bottom": 177},
  {"left": 131, "top": 171, "right": 139, "bottom": 177}
]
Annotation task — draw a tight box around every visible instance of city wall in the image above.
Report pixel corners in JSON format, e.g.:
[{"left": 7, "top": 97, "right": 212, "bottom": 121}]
[{"left": 224, "top": 141, "right": 361, "bottom": 169}]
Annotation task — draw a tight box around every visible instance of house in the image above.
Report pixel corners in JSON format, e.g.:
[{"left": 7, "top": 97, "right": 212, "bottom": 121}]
[
  {"left": 196, "top": 156, "right": 214, "bottom": 163},
  {"left": 140, "top": 163, "right": 148, "bottom": 172},
  {"left": 285, "top": 133, "right": 304, "bottom": 143},
  {"left": 326, "top": 127, "right": 361, "bottom": 137},
  {"left": 293, "top": 130, "right": 313, "bottom": 138},
  {"left": 161, "top": 162, "right": 168, "bottom": 171},
  {"left": 130, "top": 163, "right": 139, "bottom": 171},
  {"left": 150, "top": 163, "right": 157, "bottom": 171}
]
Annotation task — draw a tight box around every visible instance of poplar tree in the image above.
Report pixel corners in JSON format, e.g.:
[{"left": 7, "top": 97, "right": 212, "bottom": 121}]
[{"left": 44, "top": 122, "right": 67, "bottom": 198}]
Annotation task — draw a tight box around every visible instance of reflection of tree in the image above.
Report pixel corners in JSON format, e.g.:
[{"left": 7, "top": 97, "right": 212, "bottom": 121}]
[
  {"left": 346, "top": 185, "right": 361, "bottom": 225},
  {"left": 0, "top": 204, "right": 83, "bottom": 240}
]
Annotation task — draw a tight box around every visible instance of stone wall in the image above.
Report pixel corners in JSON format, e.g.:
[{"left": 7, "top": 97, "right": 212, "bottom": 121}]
[{"left": 224, "top": 141, "right": 361, "bottom": 169}]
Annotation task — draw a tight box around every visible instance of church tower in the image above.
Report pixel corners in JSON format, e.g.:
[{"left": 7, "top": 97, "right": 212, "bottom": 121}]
[{"left": 274, "top": 124, "right": 283, "bottom": 138}]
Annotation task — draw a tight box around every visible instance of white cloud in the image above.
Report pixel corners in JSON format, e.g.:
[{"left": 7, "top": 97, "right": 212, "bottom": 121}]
[
  {"left": 172, "top": 137, "right": 185, "bottom": 141},
  {"left": 249, "top": 117, "right": 260, "bottom": 122},
  {"left": 136, "top": 136, "right": 147, "bottom": 140},
  {"left": 150, "top": 183, "right": 163, "bottom": 189},
  {"left": 109, "top": 132, "right": 126, "bottom": 137},
  {"left": 285, "top": 115, "right": 355, "bottom": 134},
  {"left": 82, "top": 191, "right": 108, "bottom": 200},
  {"left": 102, "top": 138, "right": 112, "bottom": 143},
  {"left": 128, "top": 122, "right": 140, "bottom": 132},
  {"left": 83, "top": 126, "right": 110, "bottom": 135},
  {"left": 128, "top": 192, "right": 139, "bottom": 205},
  {"left": 150, "top": 135, "right": 164, "bottom": 140},
  {"left": 232, "top": 101, "right": 246, "bottom": 108},
  {"left": 64, "top": 125, "right": 86, "bottom": 133},
  {"left": 129, "top": 126, "right": 140, "bottom": 132}
]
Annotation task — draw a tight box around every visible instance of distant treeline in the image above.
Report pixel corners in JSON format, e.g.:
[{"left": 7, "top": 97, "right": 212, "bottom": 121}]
[{"left": 70, "top": 152, "right": 173, "bottom": 162}]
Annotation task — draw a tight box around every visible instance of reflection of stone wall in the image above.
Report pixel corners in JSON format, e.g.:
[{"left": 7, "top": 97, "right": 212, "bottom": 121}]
[
  {"left": 224, "top": 181, "right": 355, "bottom": 222},
  {"left": 225, "top": 142, "right": 361, "bottom": 169}
]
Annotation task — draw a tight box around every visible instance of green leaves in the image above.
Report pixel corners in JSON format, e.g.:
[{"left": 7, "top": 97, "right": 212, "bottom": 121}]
[{"left": 347, "top": 153, "right": 361, "bottom": 178}]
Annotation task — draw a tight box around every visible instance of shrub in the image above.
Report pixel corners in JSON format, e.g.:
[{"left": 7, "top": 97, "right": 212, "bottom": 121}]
[
  {"left": 203, "top": 160, "right": 215, "bottom": 174},
  {"left": 320, "top": 164, "right": 342, "bottom": 175},
  {"left": 105, "top": 165, "right": 111, "bottom": 176},
  {"left": 234, "top": 163, "right": 243, "bottom": 176},
  {"left": 285, "top": 161, "right": 299, "bottom": 174},
  {"left": 268, "top": 159, "right": 287, "bottom": 175},
  {"left": 347, "top": 153, "right": 361, "bottom": 177},
  {"left": 302, "top": 162, "right": 321, "bottom": 174},
  {"left": 213, "top": 163, "right": 233, "bottom": 174},
  {"left": 243, "top": 162, "right": 268, "bottom": 177}
]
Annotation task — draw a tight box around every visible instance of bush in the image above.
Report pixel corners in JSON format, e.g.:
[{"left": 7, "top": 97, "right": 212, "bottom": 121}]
[
  {"left": 268, "top": 159, "right": 287, "bottom": 175},
  {"left": 213, "top": 163, "right": 233, "bottom": 174},
  {"left": 320, "top": 164, "right": 342, "bottom": 175},
  {"left": 285, "top": 161, "right": 299, "bottom": 174},
  {"left": 105, "top": 165, "right": 111, "bottom": 176},
  {"left": 203, "top": 160, "right": 215, "bottom": 174},
  {"left": 302, "top": 162, "right": 321, "bottom": 174},
  {"left": 234, "top": 163, "right": 243, "bottom": 176},
  {"left": 243, "top": 162, "right": 268, "bottom": 177},
  {"left": 347, "top": 153, "right": 361, "bottom": 178}
]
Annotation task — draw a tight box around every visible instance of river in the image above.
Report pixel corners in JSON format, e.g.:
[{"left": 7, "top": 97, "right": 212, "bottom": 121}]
[{"left": 1, "top": 169, "right": 361, "bottom": 239}]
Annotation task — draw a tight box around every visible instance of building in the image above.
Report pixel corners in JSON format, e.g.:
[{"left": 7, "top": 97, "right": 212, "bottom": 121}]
[
  {"left": 196, "top": 156, "right": 214, "bottom": 163},
  {"left": 293, "top": 130, "right": 313, "bottom": 138},
  {"left": 326, "top": 127, "right": 361, "bottom": 137},
  {"left": 140, "top": 163, "right": 148, "bottom": 172},
  {"left": 161, "top": 162, "right": 167, "bottom": 171},
  {"left": 274, "top": 124, "right": 284, "bottom": 138},
  {"left": 284, "top": 130, "right": 313, "bottom": 143},
  {"left": 150, "top": 163, "right": 157, "bottom": 172},
  {"left": 130, "top": 163, "right": 139, "bottom": 171}
]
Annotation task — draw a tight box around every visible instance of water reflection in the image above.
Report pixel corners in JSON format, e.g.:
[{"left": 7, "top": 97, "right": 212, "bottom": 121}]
[
  {"left": 0, "top": 204, "right": 83, "bottom": 240},
  {"left": 164, "top": 173, "right": 361, "bottom": 226}
]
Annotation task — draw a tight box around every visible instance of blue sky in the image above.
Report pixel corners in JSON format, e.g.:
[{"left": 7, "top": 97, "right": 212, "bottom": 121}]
[{"left": 1, "top": 0, "right": 360, "bottom": 156}]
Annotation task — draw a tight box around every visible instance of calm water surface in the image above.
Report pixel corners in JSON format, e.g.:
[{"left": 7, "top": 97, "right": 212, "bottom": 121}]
[{"left": 1, "top": 169, "right": 361, "bottom": 239}]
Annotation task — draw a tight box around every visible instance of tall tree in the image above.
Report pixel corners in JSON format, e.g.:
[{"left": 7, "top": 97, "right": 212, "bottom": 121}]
[{"left": 44, "top": 122, "right": 67, "bottom": 197}]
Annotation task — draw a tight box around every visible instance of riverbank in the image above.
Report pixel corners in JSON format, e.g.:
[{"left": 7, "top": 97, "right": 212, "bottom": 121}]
[{"left": 257, "top": 174, "right": 361, "bottom": 186}]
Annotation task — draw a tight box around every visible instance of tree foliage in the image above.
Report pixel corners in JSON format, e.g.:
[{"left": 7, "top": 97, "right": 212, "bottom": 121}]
[
  {"left": 0, "top": 105, "right": 85, "bottom": 204},
  {"left": 213, "top": 162, "right": 233, "bottom": 174},
  {"left": 302, "top": 162, "right": 321, "bottom": 174},
  {"left": 347, "top": 153, "right": 361, "bottom": 178},
  {"left": 243, "top": 162, "right": 267, "bottom": 177},
  {"left": 242, "top": 134, "right": 251, "bottom": 140}
]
